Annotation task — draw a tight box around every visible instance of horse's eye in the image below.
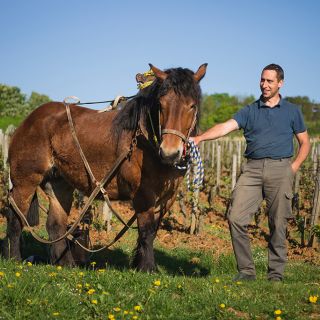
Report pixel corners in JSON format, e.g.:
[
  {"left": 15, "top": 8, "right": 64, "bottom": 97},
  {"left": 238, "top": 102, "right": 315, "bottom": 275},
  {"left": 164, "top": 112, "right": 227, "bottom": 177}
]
[{"left": 191, "top": 105, "right": 197, "bottom": 109}]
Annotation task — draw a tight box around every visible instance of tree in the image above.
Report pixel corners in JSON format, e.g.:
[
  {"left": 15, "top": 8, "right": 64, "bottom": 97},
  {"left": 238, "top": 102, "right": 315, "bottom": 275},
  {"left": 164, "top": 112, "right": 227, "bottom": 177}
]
[
  {"left": 285, "top": 96, "right": 320, "bottom": 135},
  {"left": 24, "top": 92, "right": 50, "bottom": 116},
  {"left": 199, "top": 93, "right": 255, "bottom": 131},
  {"left": 0, "top": 84, "right": 51, "bottom": 117},
  {"left": 0, "top": 84, "right": 26, "bottom": 117}
]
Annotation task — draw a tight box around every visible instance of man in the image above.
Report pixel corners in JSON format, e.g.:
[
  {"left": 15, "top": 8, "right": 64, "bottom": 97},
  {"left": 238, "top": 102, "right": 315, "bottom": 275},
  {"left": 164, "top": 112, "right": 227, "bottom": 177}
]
[{"left": 192, "top": 64, "right": 310, "bottom": 281}]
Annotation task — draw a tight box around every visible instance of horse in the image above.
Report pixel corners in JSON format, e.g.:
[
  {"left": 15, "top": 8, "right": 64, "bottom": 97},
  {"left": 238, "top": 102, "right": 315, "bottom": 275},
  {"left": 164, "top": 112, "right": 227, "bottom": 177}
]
[{"left": 2, "top": 63, "right": 207, "bottom": 271}]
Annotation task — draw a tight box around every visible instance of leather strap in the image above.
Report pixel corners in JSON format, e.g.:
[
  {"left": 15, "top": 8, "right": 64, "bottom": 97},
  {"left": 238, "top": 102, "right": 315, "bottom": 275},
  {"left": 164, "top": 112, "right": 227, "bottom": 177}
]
[{"left": 161, "top": 129, "right": 187, "bottom": 142}]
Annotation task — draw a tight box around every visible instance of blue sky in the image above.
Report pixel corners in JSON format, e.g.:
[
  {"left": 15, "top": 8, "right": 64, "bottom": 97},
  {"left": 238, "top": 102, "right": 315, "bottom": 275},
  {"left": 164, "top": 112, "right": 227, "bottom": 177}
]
[{"left": 1, "top": 0, "right": 320, "bottom": 106}]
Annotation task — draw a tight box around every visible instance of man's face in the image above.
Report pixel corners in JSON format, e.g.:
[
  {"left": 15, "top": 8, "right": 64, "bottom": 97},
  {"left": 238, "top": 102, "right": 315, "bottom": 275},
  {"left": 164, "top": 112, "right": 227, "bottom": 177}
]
[{"left": 260, "top": 70, "right": 283, "bottom": 99}]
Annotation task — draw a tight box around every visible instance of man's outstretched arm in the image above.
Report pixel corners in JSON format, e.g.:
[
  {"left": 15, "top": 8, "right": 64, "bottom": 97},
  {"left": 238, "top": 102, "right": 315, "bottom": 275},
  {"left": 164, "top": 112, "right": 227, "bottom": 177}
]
[{"left": 191, "top": 119, "right": 239, "bottom": 145}]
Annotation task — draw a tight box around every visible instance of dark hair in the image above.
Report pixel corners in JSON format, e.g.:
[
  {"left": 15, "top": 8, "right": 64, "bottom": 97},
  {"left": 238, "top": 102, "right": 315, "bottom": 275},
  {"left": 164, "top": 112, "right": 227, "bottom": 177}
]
[
  {"left": 112, "top": 67, "right": 201, "bottom": 138},
  {"left": 263, "top": 64, "right": 284, "bottom": 81}
]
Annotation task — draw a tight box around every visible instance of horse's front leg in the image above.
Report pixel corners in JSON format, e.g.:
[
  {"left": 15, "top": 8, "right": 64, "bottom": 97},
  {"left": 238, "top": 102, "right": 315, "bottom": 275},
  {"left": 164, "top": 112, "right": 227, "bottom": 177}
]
[{"left": 132, "top": 208, "right": 157, "bottom": 272}]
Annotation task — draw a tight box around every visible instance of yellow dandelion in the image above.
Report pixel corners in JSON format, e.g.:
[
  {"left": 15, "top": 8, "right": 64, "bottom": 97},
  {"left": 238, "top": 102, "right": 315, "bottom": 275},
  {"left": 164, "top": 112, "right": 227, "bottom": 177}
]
[
  {"left": 309, "top": 296, "right": 318, "bottom": 304},
  {"left": 57, "top": 266, "right": 62, "bottom": 270},
  {"left": 90, "top": 261, "right": 96, "bottom": 266},
  {"left": 7, "top": 284, "right": 14, "bottom": 288},
  {"left": 219, "top": 303, "right": 226, "bottom": 309},
  {"left": 236, "top": 281, "right": 242, "bottom": 285},
  {"left": 274, "top": 309, "right": 282, "bottom": 315},
  {"left": 87, "top": 289, "right": 95, "bottom": 295},
  {"left": 0, "top": 271, "right": 4, "bottom": 277},
  {"left": 52, "top": 312, "right": 60, "bottom": 316},
  {"left": 124, "top": 310, "right": 129, "bottom": 315},
  {"left": 91, "top": 300, "right": 98, "bottom": 305},
  {"left": 153, "top": 280, "right": 161, "bottom": 286},
  {"left": 27, "top": 262, "right": 32, "bottom": 267},
  {"left": 113, "top": 307, "right": 121, "bottom": 312},
  {"left": 214, "top": 278, "right": 220, "bottom": 283},
  {"left": 85, "top": 283, "right": 90, "bottom": 288},
  {"left": 48, "top": 272, "right": 57, "bottom": 277},
  {"left": 76, "top": 284, "right": 82, "bottom": 289},
  {"left": 79, "top": 272, "right": 84, "bottom": 277},
  {"left": 108, "top": 314, "right": 115, "bottom": 320},
  {"left": 177, "top": 284, "right": 182, "bottom": 289},
  {"left": 275, "top": 317, "right": 282, "bottom": 320},
  {"left": 15, "top": 272, "right": 21, "bottom": 277},
  {"left": 134, "top": 305, "right": 142, "bottom": 312},
  {"left": 132, "top": 316, "right": 138, "bottom": 320},
  {"left": 98, "top": 269, "right": 105, "bottom": 273}
]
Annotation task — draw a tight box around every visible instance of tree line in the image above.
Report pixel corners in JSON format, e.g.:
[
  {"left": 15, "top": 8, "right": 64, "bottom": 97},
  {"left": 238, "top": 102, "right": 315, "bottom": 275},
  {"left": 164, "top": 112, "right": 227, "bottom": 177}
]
[
  {"left": 200, "top": 93, "right": 320, "bottom": 135},
  {"left": 0, "top": 84, "right": 50, "bottom": 118},
  {"left": 1, "top": 83, "right": 320, "bottom": 134}
]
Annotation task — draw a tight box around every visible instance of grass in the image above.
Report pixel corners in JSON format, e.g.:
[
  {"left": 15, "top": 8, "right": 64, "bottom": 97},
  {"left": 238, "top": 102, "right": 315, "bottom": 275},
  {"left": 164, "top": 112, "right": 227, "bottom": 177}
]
[{"left": 0, "top": 242, "right": 319, "bottom": 320}]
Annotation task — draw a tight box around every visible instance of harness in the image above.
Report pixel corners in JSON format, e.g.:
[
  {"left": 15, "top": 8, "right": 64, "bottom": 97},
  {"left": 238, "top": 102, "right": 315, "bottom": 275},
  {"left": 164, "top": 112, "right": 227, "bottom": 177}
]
[
  {"left": 9, "top": 98, "right": 140, "bottom": 254},
  {"left": 9, "top": 73, "right": 204, "bottom": 256}
]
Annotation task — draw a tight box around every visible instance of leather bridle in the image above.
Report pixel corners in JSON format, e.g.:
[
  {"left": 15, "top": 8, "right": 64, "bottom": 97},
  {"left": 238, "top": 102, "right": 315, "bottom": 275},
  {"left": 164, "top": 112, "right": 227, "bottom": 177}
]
[
  {"left": 148, "top": 106, "right": 198, "bottom": 147},
  {"left": 161, "top": 108, "right": 198, "bottom": 143}
]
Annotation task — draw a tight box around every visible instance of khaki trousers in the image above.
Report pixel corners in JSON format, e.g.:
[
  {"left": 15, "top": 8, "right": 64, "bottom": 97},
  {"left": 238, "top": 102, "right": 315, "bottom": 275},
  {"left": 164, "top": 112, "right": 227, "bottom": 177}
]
[{"left": 227, "top": 158, "right": 294, "bottom": 279}]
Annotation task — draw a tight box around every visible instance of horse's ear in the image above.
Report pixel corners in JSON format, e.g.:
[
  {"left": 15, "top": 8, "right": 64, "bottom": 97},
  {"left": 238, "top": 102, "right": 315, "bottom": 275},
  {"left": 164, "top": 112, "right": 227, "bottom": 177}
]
[
  {"left": 149, "top": 64, "right": 168, "bottom": 81},
  {"left": 194, "top": 63, "right": 208, "bottom": 82}
]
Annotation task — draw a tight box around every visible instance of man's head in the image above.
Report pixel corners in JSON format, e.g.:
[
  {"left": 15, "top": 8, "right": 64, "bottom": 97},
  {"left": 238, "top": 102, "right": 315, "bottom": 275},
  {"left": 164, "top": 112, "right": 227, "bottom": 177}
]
[{"left": 260, "top": 64, "right": 284, "bottom": 100}]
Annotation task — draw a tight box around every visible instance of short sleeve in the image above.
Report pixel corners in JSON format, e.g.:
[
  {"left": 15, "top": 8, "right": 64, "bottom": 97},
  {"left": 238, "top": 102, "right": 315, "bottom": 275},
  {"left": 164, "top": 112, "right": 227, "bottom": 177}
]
[
  {"left": 293, "top": 106, "right": 306, "bottom": 134},
  {"left": 233, "top": 106, "right": 250, "bottom": 129}
]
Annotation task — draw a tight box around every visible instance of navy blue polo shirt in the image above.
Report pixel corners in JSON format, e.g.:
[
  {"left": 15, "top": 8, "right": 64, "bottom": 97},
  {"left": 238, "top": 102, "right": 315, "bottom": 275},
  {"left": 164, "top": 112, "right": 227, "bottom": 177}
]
[{"left": 233, "top": 97, "right": 306, "bottom": 159}]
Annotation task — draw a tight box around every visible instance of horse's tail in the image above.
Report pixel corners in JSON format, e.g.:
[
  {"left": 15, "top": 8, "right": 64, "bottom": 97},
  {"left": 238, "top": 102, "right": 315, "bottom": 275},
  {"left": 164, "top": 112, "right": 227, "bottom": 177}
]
[{"left": 27, "top": 193, "right": 39, "bottom": 226}]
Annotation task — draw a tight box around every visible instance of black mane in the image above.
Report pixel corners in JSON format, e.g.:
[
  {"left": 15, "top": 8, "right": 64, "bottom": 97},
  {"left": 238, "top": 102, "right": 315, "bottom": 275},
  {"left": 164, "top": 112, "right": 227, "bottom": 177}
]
[{"left": 112, "top": 67, "right": 202, "bottom": 138}]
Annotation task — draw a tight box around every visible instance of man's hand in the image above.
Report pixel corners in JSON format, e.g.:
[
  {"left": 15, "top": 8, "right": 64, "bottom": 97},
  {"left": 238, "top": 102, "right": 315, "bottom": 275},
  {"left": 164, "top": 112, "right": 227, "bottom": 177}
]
[
  {"left": 291, "top": 162, "right": 300, "bottom": 174},
  {"left": 189, "top": 136, "right": 201, "bottom": 146}
]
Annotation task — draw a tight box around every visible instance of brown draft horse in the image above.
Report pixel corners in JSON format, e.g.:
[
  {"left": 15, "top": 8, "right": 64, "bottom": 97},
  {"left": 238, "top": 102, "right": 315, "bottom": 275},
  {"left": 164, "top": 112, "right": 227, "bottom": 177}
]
[{"left": 2, "top": 64, "right": 207, "bottom": 271}]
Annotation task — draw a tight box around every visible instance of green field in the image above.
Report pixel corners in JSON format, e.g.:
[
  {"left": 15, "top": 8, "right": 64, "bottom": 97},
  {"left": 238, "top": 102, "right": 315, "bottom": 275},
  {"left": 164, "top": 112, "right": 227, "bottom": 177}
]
[{"left": 0, "top": 235, "right": 319, "bottom": 320}]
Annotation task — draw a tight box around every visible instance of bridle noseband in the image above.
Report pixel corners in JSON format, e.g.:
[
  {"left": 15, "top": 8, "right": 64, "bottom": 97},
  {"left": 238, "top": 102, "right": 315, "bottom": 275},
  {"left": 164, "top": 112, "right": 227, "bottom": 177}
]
[{"left": 161, "top": 108, "right": 198, "bottom": 144}]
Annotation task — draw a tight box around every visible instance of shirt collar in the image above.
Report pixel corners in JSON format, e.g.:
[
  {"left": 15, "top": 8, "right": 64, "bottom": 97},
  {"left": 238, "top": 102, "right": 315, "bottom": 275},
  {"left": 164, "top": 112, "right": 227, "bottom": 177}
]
[{"left": 258, "top": 94, "right": 283, "bottom": 108}]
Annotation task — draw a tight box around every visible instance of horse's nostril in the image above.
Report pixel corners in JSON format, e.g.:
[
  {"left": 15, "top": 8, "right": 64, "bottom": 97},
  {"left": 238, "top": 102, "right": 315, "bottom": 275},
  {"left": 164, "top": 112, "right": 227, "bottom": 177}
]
[{"left": 159, "top": 148, "right": 180, "bottom": 163}]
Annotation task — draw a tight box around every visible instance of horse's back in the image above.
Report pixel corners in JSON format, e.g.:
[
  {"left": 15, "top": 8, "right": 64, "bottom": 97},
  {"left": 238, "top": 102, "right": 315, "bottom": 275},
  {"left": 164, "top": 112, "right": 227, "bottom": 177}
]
[
  {"left": 9, "top": 102, "right": 117, "bottom": 181},
  {"left": 10, "top": 102, "right": 117, "bottom": 150}
]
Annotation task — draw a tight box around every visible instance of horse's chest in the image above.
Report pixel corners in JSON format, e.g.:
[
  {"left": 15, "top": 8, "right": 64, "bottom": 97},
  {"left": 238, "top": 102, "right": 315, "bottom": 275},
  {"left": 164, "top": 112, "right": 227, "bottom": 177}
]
[{"left": 118, "top": 153, "right": 183, "bottom": 199}]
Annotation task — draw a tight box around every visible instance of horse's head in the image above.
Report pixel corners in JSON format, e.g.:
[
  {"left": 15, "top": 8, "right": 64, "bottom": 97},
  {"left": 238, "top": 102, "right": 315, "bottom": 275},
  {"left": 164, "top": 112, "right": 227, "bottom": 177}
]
[{"left": 149, "top": 63, "right": 207, "bottom": 165}]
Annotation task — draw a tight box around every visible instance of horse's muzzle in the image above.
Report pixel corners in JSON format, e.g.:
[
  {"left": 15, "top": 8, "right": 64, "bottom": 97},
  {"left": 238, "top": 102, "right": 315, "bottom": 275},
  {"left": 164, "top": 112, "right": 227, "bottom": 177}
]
[{"left": 159, "top": 146, "right": 182, "bottom": 165}]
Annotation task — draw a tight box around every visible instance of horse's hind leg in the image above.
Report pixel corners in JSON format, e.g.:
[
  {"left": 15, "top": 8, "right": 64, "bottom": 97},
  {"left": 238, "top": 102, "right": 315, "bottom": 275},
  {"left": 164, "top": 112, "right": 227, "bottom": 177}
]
[
  {"left": 3, "top": 184, "right": 40, "bottom": 260},
  {"left": 43, "top": 177, "right": 75, "bottom": 266}
]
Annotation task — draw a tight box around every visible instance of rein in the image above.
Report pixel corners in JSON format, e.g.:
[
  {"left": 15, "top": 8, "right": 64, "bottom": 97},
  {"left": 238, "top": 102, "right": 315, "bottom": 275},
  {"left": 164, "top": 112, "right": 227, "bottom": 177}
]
[{"left": 63, "top": 95, "right": 137, "bottom": 106}]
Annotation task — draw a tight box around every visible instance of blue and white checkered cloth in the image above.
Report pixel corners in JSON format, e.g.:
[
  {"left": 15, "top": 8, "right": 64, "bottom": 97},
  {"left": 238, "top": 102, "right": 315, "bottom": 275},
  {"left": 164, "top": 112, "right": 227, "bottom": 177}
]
[{"left": 176, "top": 140, "right": 204, "bottom": 191}]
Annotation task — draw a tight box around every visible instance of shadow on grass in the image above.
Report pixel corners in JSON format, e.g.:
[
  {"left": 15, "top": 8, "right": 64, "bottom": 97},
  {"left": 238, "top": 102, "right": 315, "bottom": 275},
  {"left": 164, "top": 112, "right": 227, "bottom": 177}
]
[
  {"left": 154, "top": 248, "right": 210, "bottom": 277},
  {"left": 21, "top": 232, "right": 49, "bottom": 261},
  {"left": 92, "top": 247, "right": 131, "bottom": 270},
  {"left": 93, "top": 247, "right": 210, "bottom": 277},
  {"left": 1, "top": 232, "right": 210, "bottom": 277},
  {"left": 0, "top": 231, "right": 50, "bottom": 263}
]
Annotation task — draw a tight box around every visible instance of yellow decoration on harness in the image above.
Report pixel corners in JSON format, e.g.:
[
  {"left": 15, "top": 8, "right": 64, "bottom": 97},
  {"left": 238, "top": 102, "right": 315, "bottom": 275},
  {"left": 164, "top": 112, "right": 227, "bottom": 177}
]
[
  {"left": 138, "top": 80, "right": 154, "bottom": 89},
  {"left": 137, "top": 69, "right": 156, "bottom": 90}
]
